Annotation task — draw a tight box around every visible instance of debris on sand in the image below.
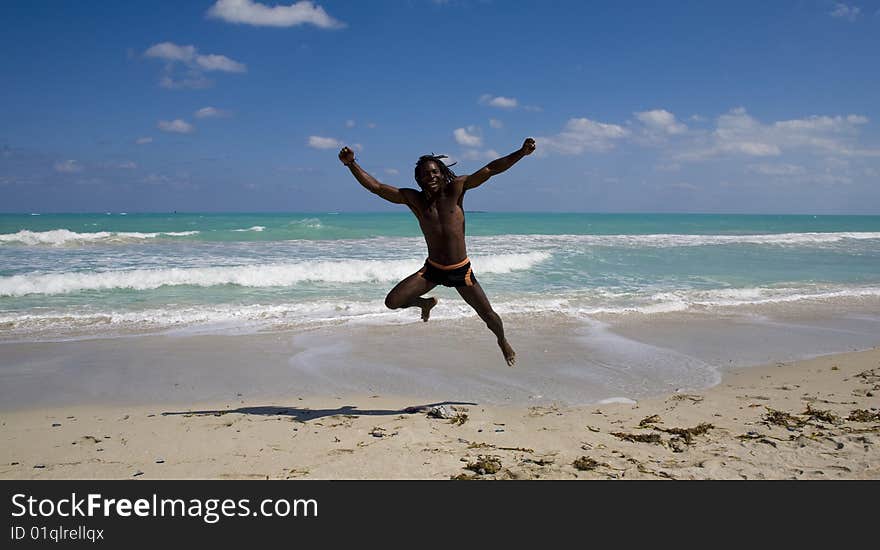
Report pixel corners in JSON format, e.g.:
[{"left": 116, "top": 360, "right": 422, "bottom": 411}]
[
  {"left": 465, "top": 455, "right": 502, "bottom": 475},
  {"left": 671, "top": 394, "right": 704, "bottom": 403},
  {"left": 656, "top": 423, "right": 714, "bottom": 445},
  {"left": 802, "top": 404, "right": 840, "bottom": 425},
  {"left": 611, "top": 432, "right": 663, "bottom": 444},
  {"left": 426, "top": 405, "right": 456, "bottom": 419},
  {"left": 854, "top": 368, "right": 880, "bottom": 384},
  {"left": 637, "top": 463, "right": 674, "bottom": 479},
  {"left": 498, "top": 446, "right": 534, "bottom": 453},
  {"left": 762, "top": 408, "right": 806, "bottom": 428},
  {"left": 572, "top": 456, "right": 603, "bottom": 471},
  {"left": 528, "top": 405, "right": 560, "bottom": 417},
  {"left": 449, "top": 413, "right": 469, "bottom": 426},
  {"left": 847, "top": 409, "right": 880, "bottom": 422},
  {"left": 638, "top": 415, "right": 661, "bottom": 427},
  {"left": 523, "top": 457, "right": 555, "bottom": 467}
]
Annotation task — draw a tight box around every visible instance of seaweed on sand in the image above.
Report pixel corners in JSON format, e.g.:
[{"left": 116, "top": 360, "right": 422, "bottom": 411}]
[
  {"left": 656, "top": 423, "right": 714, "bottom": 444},
  {"left": 638, "top": 415, "right": 661, "bottom": 427},
  {"left": 572, "top": 456, "right": 603, "bottom": 471},
  {"left": 762, "top": 408, "right": 806, "bottom": 428},
  {"left": 802, "top": 404, "right": 840, "bottom": 425},
  {"left": 465, "top": 455, "right": 502, "bottom": 475},
  {"left": 611, "top": 432, "right": 663, "bottom": 444},
  {"left": 847, "top": 409, "right": 880, "bottom": 422}
]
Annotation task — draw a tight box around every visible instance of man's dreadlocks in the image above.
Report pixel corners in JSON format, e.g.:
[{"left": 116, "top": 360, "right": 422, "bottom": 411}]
[{"left": 414, "top": 154, "right": 457, "bottom": 189}]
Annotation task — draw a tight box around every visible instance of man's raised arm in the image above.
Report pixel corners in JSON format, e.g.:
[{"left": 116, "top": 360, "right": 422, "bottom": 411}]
[
  {"left": 463, "top": 138, "right": 536, "bottom": 190},
  {"left": 338, "top": 146, "right": 408, "bottom": 204}
]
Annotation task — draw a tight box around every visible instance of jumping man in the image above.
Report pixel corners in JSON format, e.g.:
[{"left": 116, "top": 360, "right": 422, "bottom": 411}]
[{"left": 338, "top": 138, "right": 536, "bottom": 366}]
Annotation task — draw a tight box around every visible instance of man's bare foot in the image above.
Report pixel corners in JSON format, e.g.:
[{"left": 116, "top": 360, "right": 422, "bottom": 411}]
[
  {"left": 421, "top": 297, "right": 438, "bottom": 322},
  {"left": 499, "top": 339, "right": 516, "bottom": 367}
]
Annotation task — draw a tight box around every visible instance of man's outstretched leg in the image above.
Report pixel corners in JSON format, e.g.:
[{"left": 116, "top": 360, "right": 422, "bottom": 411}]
[
  {"left": 385, "top": 272, "right": 438, "bottom": 321},
  {"left": 456, "top": 282, "right": 515, "bottom": 366}
]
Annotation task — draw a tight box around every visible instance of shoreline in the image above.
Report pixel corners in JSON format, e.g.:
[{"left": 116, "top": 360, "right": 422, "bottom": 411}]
[{"left": 3, "top": 347, "right": 878, "bottom": 480}]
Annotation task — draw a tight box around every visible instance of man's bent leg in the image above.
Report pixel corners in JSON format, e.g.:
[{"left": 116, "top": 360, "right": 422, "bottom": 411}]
[
  {"left": 456, "top": 282, "right": 516, "bottom": 366},
  {"left": 385, "top": 272, "right": 438, "bottom": 321}
]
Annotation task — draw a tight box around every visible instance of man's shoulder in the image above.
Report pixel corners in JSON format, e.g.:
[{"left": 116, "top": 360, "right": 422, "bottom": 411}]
[{"left": 398, "top": 187, "right": 422, "bottom": 205}]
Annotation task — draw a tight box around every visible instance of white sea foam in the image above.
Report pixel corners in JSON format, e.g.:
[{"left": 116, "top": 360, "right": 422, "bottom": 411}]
[
  {"left": 472, "top": 232, "right": 880, "bottom": 249},
  {"left": 0, "top": 296, "right": 570, "bottom": 338},
  {"left": 232, "top": 226, "right": 266, "bottom": 232},
  {"left": 597, "top": 397, "right": 637, "bottom": 405},
  {"left": 0, "top": 229, "right": 199, "bottom": 246},
  {"left": 3, "top": 284, "right": 880, "bottom": 339},
  {"left": 289, "top": 218, "right": 322, "bottom": 228},
  {"left": 565, "top": 285, "right": 880, "bottom": 316},
  {"left": 650, "top": 286, "right": 880, "bottom": 307},
  {"left": 0, "top": 252, "right": 551, "bottom": 296}
]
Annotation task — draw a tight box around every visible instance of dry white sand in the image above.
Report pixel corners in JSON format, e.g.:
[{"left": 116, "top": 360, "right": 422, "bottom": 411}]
[{"left": 2, "top": 347, "right": 878, "bottom": 480}]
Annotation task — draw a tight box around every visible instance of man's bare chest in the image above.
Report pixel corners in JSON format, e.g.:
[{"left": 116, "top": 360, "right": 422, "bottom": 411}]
[{"left": 417, "top": 197, "right": 463, "bottom": 227}]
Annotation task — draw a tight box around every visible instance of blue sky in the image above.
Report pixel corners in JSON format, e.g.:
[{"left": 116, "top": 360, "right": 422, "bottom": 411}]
[{"left": 2, "top": 0, "right": 879, "bottom": 213}]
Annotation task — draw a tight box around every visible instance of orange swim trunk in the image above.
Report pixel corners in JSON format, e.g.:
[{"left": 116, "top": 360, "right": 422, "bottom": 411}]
[{"left": 418, "top": 257, "right": 477, "bottom": 288}]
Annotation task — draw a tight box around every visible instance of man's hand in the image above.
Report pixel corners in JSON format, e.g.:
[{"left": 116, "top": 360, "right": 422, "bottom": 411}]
[
  {"left": 338, "top": 146, "right": 355, "bottom": 166},
  {"left": 520, "top": 138, "right": 536, "bottom": 156}
]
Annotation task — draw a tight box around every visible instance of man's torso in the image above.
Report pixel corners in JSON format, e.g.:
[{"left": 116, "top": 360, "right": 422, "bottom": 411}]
[{"left": 403, "top": 178, "right": 467, "bottom": 265}]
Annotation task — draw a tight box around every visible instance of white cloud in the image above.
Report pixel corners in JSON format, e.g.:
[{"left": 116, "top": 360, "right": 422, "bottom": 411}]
[
  {"left": 746, "top": 163, "right": 806, "bottom": 176},
  {"left": 135, "top": 137, "right": 153, "bottom": 145},
  {"left": 158, "top": 119, "right": 195, "bottom": 134},
  {"left": 194, "top": 54, "right": 246, "bottom": 73},
  {"left": 676, "top": 108, "right": 873, "bottom": 161},
  {"left": 54, "top": 160, "right": 83, "bottom": 173},
  {"left": 308, "top": 136, "right": 341, "bottom": 149},
  {"left": 462, "top": 149, "right": 500, "bottom": 161},
  {"left": 830, "top": 3, "right": 861, "bottom": 21},
  {"left": 489, "top": 118, "right": 503, "bottom": 129},
  {"left": 538, "top": 117, "right": 630, "bottom": 155},
  {"left": 384, "top": 168, "right": 399, "bottom": 176},
  {"left": 479, "top": 94, "right": 518, "bottom": 109},
  {"left": 345, "top": 119, "right": 356, "bottom": 128},
  {"left": 195, "top": 106, "right": 230, "bottom": 118},
  {"left": 144, "top": 42, "right": 246, "bottom": 89},
  {"left": 117, "top": 161, "right": 138, "bottom": 170},
  {"left": 206, "top": 0, "right": 345, "bottom": 29},
  {"left": 453, "top": 126, "right": 482, "bottom": 147},
  {"left": 144, "top": 42, "right": 196, "bottom": 62},
  {"left": 635, "top": 109, "right": 687, "bottom": 135},
  {"left": 145, "top": 42, "right": 246, "bottom": 73}
]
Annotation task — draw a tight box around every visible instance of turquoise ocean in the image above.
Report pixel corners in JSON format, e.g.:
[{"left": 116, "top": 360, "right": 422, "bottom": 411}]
[{"left": 3, "top": 212, "right": 880, "bottom": 343}]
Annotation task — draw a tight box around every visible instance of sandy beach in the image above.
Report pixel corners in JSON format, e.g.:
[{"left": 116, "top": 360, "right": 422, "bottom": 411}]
[{"left": 2, "top": 346, "right": 878, "bottom": 480}]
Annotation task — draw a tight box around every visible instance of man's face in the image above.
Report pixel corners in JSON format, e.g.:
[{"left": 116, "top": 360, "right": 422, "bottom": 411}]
[{"left": 417, "top": 161, "right": 443, "bottom": 194}]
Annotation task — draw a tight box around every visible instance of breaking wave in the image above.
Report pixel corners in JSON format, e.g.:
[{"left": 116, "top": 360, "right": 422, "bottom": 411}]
[
  {"left": 0, "top": 252, "right": 551, "bottom": 296},
  {"left": 0, "top": 229, "right": 199, "bottom": 246}
]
